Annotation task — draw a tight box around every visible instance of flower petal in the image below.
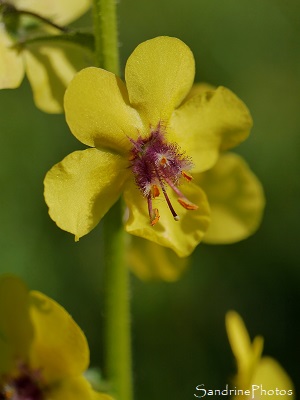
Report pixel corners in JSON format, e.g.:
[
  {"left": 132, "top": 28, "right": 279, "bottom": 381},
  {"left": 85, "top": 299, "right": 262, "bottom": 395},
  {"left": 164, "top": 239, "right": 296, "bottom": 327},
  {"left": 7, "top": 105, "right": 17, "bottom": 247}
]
[
  {"left": 13, "top": 0, "right": 90, "bottom": 25},
  {"left": 29, "top": 291, "right": 89, "bottom": 383},
  {"left": 123, "top": 178, "right": 210, "bottom": 257},
  {"left": 226, "top": 311, "right": 258, "bottom": 367},
  {"left": 0, "top": 28, "right": 24, "bottom": 89},
  {"left": 64, "top": 67, "right": 143, "bottom": 153},
  {"left": 24, "top": 41, "right": 94, "bottom": 113},
  {"left": 169, "top": 99, "right": 219, "bottom": 172},
  {"left": 251, "top": 357, "right": 295, "bottom": 399},
  {"left": 184, "top": 82, "right": 216, "bottom": 102},
  {"left": 127, "top": 235, "right": 189, "bottom": 281},
  {"left": 0, "top": 275, "right": 33, "bottom": 375},
  {"left": 218, "top": 88, "right": 253, "bottom": 151},
  {"left": 44, "top": 148, "right": 129, "bottom": 239},
  {"left": 196, "top": 153, "right": 265, "bottom": 244},
  {"left": 227, "top": 312, "right": 295, "bottom": 396},
  {"left": 226, "top": 311, "right": 264, "bottom": 389},
  {"left": 92, "top": 392, "right": 114, "bottom": 400},
  {"left": 169, "top": 87, "right": 253, "bottom": 172},
  {"left": 125, "top": 36, "right": 195, "bottom": 127},
  {"left": 47, "top": 376, "right": 95, "bottom": 400}
]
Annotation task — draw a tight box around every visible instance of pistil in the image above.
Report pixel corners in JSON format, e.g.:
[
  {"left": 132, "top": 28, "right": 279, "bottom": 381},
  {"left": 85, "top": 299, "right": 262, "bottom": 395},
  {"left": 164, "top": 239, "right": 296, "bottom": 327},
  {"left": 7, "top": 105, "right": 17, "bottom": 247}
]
[{"left": 154, "top": 165, "right": 180, "bottom": 222}]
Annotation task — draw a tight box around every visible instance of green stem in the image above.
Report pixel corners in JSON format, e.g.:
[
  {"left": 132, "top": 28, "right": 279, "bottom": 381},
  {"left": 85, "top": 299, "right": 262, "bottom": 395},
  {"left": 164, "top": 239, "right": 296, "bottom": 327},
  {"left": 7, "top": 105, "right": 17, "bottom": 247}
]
[
  {"left": 92, "top": 0, "right": 120, "bottom": 74},
  {"left": 92, "top": 1, "right": 132, "bottom": 399},
  {"left": 103, "top": 202, "right": 133, "bottom": 400}
]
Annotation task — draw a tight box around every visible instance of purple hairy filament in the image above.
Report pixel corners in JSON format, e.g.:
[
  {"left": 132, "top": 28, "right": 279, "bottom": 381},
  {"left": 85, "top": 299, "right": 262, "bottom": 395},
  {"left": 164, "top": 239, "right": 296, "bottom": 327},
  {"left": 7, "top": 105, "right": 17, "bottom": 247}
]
[
  {"left": 0, "top": 364, "right": 44, "bottom": 400},
  {"left": 129, "top": 124, "right": 198, "bottom": 226}
]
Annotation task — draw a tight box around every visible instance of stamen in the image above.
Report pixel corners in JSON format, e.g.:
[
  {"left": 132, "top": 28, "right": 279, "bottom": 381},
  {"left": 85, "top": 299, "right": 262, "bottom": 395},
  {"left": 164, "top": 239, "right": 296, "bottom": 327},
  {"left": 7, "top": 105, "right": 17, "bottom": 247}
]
[
  {"left": 151, "top": 185, "right": 160, "bottom": 198},
  {"left": 1, "top": 366, "right": 44, "bottom": 400},
  {"left": 154, "top": 167, "right": 180, "bottom": 221},
  {"left": 150, "top": 208, "right": 160, "bottom": 226},
  {"left": 147, "top": 196, "right": 160, "bottom": 226},
  {"left": 128, "top": 153, "right": 135, "bottom": 161},
  {"left": 178, "top": 198, "right": 198, "bottom": 210},
  {"left": 2, "top": 384, "right": 13, "bottom": 399},
  {"left": 181, "top": 170, "right": 193, "bottom": 181},
  {"left": 164, "top": 177, "right": 184, "bottom": 197},
  {"left": 164, "top": 177, "right": 198, "bottom": 211},
  {"left": 129, "top": 124, "right": 198, "bottom": 224},
  {"left": 160, "top": 156, "right": 168, "bottom": 166}
]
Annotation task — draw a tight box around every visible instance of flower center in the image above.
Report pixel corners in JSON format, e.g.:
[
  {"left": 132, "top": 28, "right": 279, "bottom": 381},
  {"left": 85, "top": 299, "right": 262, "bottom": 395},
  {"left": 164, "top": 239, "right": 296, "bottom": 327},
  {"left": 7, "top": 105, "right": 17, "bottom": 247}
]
[
  {"left": 129, "top": 123, "right": 198, "bottom": 225},
  {"left": 0, "top": 364, "right": 44, "bottom": 400}
]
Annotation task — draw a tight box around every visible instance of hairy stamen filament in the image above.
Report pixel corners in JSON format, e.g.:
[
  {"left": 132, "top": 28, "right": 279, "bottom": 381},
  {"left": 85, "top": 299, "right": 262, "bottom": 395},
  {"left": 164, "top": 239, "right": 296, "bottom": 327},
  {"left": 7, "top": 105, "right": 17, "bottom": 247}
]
[
  {"left": 147, "top": 196, "right": 160, "bottom": 226},
  {"left": 164, "top": 177, "right": 198, "bottom": 211},
  {"left": 129, "top": 124, "right": 198, "bottom": 225}
]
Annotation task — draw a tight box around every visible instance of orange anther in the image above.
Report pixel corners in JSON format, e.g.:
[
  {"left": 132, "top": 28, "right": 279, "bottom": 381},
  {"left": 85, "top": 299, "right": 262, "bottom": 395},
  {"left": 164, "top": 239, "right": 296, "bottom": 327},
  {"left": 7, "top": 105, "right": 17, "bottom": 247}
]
[
  {"left": 181, "top": 170, "right": 193, "bottom": 181},
  {"left": 150, "top": 208, "right": 160, "bottom": 226},
  {"left": 160, "top": 156, "right": 168, "bottom": 166},
  {"left": 178, "top": 198, "right": 198, "bottom": 210},
  {"left": 151, "top": 185, "right": 160, "bottom": 198}
]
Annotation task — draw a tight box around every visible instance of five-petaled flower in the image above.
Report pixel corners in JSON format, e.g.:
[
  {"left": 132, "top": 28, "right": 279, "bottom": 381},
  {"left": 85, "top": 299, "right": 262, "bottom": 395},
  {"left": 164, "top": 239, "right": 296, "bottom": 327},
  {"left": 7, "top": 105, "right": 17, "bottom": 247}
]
[
  {"left": 0, "top": 0, "right": 92, "bottom": 113},
  {"left": 0, "top": 275, "right": 112, "bottom": 400},
  {"left": 226, "top": 311, "right": 294, "bottom": 399},
  {"left": 44, "top": 36, "right": 265, "bottom": 257}
]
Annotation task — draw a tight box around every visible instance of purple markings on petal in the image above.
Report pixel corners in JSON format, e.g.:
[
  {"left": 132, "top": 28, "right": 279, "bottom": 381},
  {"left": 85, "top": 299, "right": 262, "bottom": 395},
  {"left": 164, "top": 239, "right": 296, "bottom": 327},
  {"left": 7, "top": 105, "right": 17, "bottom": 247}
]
[{"left": 1, "top": 364, "right": 44, "bottom": 400}]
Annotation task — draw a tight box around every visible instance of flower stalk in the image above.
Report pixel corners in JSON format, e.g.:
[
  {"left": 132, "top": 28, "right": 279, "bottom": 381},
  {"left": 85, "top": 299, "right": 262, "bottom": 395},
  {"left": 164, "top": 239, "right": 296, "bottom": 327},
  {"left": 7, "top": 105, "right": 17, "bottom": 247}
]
[
  {"left": 92, "top": 1, "right": 132, "bottom": 399},
  {"left": 92, "top": 0, "right": 120, "bottom": 74},
  {"left": 103, "top": 202, "right": 133, "bottom": 400}
]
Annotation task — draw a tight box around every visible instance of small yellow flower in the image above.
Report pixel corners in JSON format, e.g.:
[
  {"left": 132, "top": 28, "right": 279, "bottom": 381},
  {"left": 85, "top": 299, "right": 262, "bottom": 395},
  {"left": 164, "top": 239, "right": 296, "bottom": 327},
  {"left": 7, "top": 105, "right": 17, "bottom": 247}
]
[
  {"left": 226, "top": 311, "right": 294, "bottom": 399},
  {"left": 0, "top": 275, "right": 112, "bottom": 400},
  {"left": 0, "top": 0, "right": 92, "bottom": 113},
  {"left": 44, "top": 36, "right": 264, "bottom": 257}
]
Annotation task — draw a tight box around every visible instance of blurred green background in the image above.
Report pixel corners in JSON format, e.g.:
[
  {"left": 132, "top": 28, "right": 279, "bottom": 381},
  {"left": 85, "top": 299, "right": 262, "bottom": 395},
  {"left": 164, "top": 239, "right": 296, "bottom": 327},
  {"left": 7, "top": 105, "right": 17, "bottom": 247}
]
[{"left": 0, "top": 0, "right": 299, "bottom": 398}]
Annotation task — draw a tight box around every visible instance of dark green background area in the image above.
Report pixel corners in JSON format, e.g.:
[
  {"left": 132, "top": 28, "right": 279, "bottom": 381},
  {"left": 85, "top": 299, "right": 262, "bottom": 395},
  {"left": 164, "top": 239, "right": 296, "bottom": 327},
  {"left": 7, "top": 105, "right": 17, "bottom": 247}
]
[{"left": 0, "top": 0, "right": 299, "bottom": 398}]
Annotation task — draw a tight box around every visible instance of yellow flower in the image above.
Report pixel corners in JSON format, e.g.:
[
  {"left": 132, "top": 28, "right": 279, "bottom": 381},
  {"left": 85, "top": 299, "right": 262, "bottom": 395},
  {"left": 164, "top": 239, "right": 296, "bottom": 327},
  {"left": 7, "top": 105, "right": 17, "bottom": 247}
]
[
  {"left": 226, "top": 311, "right": 294, "bottom": 399},
  {"left": 0, "top": 275, "right": 112, "bottom": 400},
  {"left": 0, "top": 0, "right": 92, "bottom": 113},
  {"left": 44, "top": 36, "right": 264, "bottom": 257},
  {"left": 127, "top": 235, "right": 189, "bottom": 281}
]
